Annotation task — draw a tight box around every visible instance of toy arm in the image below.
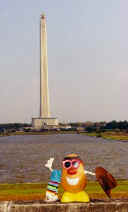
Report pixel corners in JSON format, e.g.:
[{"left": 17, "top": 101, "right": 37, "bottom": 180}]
[
  {"left": 45, "top": 158, "right": 54, "bottom": 172},
  {"left": 84, "top": 170, "right": 95, "bottom": 176}
]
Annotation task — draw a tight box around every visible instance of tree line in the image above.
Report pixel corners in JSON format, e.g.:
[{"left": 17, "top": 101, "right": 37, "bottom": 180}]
[
  {"left": 70, "top": 120, "right": 128, "bottom": 132},
  {"left": 1, "top": 120, "right": 128, "bottom": 133},
  {"left": 0, "top": 123, "right": 31, "bottom": 132}
]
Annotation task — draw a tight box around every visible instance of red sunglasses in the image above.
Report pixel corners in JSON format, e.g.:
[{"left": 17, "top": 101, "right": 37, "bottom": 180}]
[{"left": 62, "top": 159, "right": 81, "bottom": 169}]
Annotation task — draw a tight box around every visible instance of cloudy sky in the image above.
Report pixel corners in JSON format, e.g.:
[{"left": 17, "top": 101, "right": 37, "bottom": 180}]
[{"left": 0, "top": 0, "right": 128, "bottom": 123}]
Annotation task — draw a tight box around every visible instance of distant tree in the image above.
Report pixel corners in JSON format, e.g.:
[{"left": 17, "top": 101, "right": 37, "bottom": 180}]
[
  {"left": 105, "top": 120, "right": 118, "bottom": 130},
  {"left": 118, "top": 121, "right": 128, "bottom": 130},
  {"left": 0, "top": 123, "right": 31, "bottom": 130},
  {"left": 86, "top": 126, "right": 95, "bottom": 133}
]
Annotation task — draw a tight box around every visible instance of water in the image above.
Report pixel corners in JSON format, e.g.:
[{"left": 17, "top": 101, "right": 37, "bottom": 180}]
[{"left": 0, "top": 134, "right": 128, "bottom": 182}]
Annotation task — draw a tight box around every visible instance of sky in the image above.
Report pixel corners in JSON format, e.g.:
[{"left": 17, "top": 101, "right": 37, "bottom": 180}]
[{"left": 0, "top": 0, "right": 128, "bottom": 123}]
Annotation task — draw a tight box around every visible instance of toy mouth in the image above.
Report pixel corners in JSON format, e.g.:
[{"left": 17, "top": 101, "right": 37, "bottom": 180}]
[
  {"left": 66, "top": 177, "right": 79, "bottom": 185},
  {"left": 67, "top": 169, "right": 77, "bottom": 175}
]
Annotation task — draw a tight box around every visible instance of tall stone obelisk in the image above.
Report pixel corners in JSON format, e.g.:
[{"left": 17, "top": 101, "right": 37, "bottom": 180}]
[
  {"left": 32, "top": 14, "right": 58, "bottom": 129},
  {"left": 40, "top": 14, "right": 50, "bottom": 118}
]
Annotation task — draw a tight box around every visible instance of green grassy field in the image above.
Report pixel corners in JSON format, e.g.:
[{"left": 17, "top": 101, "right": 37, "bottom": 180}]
[
  {"left": 0, "top": 180, "right": 127, "bottom": 201},
  {"left": 1, "top": 130, "right": 128, "bottom": 141},
  {"left": 0, "top": 131, "right": 77, "bottom": 137},
  {"left": 2, "top": 130, "right": 128, "bottom": 141},
  {"left": 84, "top": 131, "right": 128, "bottom": 141}
]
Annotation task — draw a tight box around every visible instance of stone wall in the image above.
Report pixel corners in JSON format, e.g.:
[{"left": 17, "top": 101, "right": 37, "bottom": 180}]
[{"left": 1, "top": 200, "right": 128, "bottom": 212}]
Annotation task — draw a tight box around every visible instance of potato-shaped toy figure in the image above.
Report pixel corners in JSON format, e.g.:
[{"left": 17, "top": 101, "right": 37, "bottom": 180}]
[
  {"left": 45, "top": 154, "right": 117, "bottom": 202},
  {"left": 61, "top": 153, "right": 89, "bottom": 202}
]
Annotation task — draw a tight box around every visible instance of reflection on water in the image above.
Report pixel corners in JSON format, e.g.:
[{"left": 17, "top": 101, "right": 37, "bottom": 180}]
[{"left": 0, "top": 134, "right": 128, "bottom": 182}]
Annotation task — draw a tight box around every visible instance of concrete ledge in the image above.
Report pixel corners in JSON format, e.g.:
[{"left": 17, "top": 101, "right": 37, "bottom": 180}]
[{"left": 1, "top": 200, "right": 128, "bottom": 212}]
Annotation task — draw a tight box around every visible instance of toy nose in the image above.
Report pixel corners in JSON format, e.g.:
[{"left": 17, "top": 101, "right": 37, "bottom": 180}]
[{"left": 67, "top": 167, "right": 77, "bottom": 175}]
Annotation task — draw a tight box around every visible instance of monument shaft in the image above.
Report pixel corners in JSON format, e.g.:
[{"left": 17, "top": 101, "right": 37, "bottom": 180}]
[
  {"left": 40, "top": 15, "right": 50, "bottom": 118},
  {"left": 32, "top": 14, "right": 58, "bottom": 129}
]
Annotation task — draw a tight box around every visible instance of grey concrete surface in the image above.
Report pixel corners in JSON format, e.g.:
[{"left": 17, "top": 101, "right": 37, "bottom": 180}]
[{"left": 1, "top": 200, "right": 128, "bottom": 212}]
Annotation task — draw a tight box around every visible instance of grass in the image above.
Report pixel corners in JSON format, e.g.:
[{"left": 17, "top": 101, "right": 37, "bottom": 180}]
[
  {"left": 1, "top": 130, "right": 128, "bottom": 141},
  {"left": 84, "top": 131, "right": 128, "bottom": 141},
  {"left": 0, "top": 183, "right": 46, "bottom": 201},
  {"left": 0, "top": 180, "right": 128, "bottom": 201},
  {"left": 0, "top": 131, "right": 77, "bottom": 137}
]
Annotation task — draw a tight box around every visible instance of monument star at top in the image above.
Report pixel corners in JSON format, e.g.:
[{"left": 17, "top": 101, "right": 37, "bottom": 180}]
[{"left": 32, "top": 14, "right": 58, "bottom": 129}]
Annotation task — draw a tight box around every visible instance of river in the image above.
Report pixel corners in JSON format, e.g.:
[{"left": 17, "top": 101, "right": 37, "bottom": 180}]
[{"left": 0, "top": 134, "right": 127, "bottom": 182}]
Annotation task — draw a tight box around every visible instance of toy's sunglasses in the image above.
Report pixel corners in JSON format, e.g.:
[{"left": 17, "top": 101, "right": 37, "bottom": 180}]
[{"left": 62, "top": 159, "right": 81, "bottom": 169}]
